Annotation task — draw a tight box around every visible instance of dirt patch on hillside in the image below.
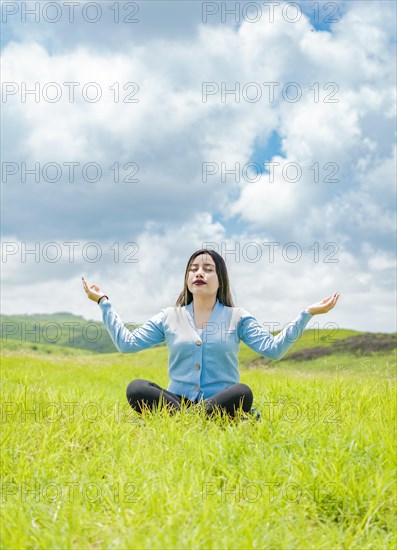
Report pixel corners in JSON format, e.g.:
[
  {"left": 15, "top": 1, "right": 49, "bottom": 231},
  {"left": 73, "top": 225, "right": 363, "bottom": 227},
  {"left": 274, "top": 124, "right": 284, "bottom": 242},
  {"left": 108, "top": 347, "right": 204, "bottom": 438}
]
[
  {"left": 334, "top": 333, "right": 396, "bottom": 353},
  {"left": 245, "top": 332, "right": 396, "bottom": 367}
]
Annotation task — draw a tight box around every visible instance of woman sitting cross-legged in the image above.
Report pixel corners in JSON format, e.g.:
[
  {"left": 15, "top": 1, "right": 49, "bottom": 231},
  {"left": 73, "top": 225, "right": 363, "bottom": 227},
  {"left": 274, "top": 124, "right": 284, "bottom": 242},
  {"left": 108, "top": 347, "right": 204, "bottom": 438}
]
[{"left": 82, "top": 249, "right": 339, "bottom": 419}]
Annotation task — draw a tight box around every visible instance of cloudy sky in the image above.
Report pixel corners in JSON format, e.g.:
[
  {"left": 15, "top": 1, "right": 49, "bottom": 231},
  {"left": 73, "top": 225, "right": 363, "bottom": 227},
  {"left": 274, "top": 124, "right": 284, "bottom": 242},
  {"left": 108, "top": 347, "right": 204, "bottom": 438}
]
[{"left": 1, "top": 0, "right": 396, "bottom": 332}]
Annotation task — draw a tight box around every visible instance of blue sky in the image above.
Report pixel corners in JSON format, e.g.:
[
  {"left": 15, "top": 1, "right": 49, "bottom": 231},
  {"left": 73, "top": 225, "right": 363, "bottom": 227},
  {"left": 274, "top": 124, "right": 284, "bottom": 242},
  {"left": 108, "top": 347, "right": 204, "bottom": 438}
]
[{"left": 1, "top": 0, "right": 396, "bottom": 332}]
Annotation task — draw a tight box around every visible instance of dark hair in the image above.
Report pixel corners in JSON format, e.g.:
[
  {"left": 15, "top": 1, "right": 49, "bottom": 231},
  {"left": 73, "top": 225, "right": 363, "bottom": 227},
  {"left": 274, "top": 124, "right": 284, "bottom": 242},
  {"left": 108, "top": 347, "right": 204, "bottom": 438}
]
[{"left": 175, "top": 249, "right": 234, "bottom": 307}]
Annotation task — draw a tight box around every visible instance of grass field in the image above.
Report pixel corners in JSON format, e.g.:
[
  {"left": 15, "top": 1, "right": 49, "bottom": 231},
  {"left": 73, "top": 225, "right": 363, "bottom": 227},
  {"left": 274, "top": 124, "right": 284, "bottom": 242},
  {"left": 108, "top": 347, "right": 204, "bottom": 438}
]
[{"left": 1, "top": 337, "right": 396, "bottom": 549}]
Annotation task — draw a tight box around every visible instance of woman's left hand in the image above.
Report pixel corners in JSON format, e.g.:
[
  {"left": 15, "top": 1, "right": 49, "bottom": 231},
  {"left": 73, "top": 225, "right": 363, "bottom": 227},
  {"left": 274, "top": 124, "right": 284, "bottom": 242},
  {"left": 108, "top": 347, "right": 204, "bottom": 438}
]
[{"left": 306, "top": 292, "right": 340, "bottom": 315}]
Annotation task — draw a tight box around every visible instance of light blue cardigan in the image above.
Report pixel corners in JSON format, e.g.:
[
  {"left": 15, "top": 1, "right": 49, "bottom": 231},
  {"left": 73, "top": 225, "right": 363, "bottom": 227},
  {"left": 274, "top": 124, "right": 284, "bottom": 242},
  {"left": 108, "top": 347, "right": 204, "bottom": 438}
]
[{"left": 99, "top": 298, "right": 312, "bottom": 401}]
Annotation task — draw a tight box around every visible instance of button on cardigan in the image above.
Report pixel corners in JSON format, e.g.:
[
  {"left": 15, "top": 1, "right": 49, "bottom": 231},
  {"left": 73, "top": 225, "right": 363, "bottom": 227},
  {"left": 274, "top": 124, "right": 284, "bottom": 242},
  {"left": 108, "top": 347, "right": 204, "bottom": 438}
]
[{"left": 99, "top": 298, "right": 313, "bottom": 401}]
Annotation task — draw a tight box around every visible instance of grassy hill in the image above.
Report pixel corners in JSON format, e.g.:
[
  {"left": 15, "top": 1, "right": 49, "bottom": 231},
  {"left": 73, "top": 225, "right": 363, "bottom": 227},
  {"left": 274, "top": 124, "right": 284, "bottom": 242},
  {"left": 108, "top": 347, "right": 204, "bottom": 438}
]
[
  {"left": 1, "top": 314, "right": 396, "bottom": 549},
  {"left": 0, "top": 312, "right": 165, "bottom": 354},
  {"left": 1, "top": 313, "right": 396, "bottom": 364},
  {"left": 1, "top": 342, "right": 396, "bottom": 549}
]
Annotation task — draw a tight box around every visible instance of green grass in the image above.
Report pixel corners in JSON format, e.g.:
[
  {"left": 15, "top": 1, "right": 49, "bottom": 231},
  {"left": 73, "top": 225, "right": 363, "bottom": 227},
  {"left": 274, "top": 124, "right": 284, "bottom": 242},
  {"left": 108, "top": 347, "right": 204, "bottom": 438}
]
[{"left": 1, "top": 343, "right": 396, "bottom": 549}]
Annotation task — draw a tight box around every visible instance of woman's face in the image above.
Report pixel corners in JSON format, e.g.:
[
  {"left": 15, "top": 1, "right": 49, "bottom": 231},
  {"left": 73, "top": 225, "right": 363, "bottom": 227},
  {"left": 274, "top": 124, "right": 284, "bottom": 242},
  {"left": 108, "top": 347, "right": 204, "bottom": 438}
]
[{"left": 186, "top": 253, "right": 219, "bottom": 300}]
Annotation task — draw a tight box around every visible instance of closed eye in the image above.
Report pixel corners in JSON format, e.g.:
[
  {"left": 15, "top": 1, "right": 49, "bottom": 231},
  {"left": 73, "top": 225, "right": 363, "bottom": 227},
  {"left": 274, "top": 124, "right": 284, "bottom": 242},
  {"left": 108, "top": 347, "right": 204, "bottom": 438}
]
[{"left": 190, "top": 266, "right": 214, "bottom": 272}]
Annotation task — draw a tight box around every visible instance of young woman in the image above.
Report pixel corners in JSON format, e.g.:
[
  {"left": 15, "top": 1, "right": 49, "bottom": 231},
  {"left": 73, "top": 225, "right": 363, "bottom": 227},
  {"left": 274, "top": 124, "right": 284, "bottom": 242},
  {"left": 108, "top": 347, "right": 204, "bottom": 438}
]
[{"left": 82, "top": 249, "right": 339, "bottom": 418}]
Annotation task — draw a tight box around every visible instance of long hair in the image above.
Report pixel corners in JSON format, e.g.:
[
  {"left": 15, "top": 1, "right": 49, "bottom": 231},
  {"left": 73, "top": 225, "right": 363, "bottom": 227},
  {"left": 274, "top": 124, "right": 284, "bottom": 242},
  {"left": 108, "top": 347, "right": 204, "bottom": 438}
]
[{"left": 175, "top": 249, "right": 234, "bottom": 307}]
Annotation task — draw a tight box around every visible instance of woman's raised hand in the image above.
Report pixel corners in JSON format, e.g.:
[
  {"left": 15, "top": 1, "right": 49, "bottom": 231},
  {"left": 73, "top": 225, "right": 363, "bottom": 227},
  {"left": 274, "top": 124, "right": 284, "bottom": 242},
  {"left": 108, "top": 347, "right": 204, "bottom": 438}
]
[
  {"left": 306, "top": 292, "right": 340, "bottom": 315},
  {"left": 82, "top": 276, "right": 106, "bottom": 303}
]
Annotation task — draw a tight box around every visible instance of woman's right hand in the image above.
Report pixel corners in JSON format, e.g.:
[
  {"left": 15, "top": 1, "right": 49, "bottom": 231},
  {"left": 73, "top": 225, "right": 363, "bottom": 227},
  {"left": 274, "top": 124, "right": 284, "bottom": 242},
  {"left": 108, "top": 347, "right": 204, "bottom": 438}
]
[{"left": 82, "top": 276, "right": 107, "bottom": 303}]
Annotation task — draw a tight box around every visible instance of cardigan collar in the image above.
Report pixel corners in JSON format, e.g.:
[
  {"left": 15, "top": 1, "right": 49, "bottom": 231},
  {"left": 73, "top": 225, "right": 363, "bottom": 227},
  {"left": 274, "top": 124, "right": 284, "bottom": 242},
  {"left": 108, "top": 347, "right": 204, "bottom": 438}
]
[{"left": 185, "top": 298, "right": 221, "bottom": 334}]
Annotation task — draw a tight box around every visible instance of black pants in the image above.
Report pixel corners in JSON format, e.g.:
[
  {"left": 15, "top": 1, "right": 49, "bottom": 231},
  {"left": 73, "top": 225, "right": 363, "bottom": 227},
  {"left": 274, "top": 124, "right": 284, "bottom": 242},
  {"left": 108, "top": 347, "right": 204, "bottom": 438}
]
[{"left": 126, "top": 379, "right": 253, "bottom": 418}]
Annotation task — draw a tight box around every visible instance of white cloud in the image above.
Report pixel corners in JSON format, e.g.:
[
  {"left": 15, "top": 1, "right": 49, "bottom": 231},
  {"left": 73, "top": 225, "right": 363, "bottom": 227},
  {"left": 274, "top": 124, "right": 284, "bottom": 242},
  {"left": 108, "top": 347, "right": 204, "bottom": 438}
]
[
  {"left": 1, "top": 0, "right": 396, "bottom": 331},
  {"left": 2, "top": 218, "right": 395, "bottom": 332}
]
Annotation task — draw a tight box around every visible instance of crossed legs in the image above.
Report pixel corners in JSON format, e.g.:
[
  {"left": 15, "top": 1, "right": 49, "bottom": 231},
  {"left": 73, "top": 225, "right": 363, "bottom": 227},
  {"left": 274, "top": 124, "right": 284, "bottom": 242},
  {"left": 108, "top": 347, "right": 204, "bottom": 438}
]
[{"left": 126, "top": 379, "right": 253, "bottom": 418}]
